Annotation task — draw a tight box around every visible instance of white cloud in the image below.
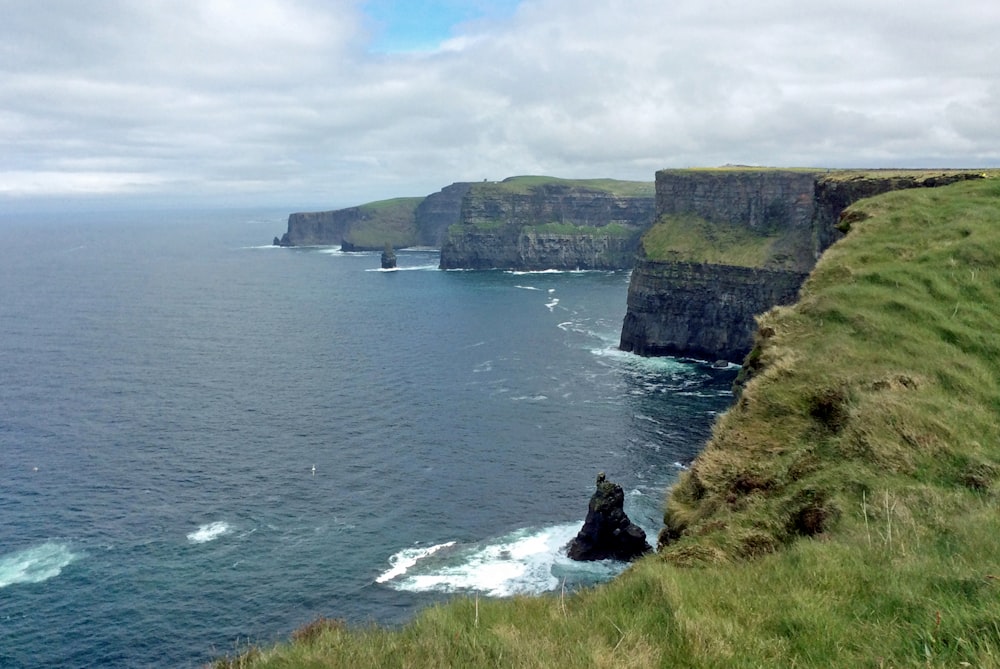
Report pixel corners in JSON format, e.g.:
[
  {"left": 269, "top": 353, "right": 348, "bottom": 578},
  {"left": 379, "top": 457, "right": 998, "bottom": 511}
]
[{"left": 1, "top": 0, "right": 997, "bottom": 208}]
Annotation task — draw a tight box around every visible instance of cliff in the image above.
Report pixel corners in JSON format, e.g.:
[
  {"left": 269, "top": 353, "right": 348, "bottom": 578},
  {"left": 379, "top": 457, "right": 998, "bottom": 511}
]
[
  {"left": 277, "top": 197, "right": 423, "bottom": 249},
  {"left": 274, "top": 177, "right": 653, "bottom": 265},
  {"left": 438, "top": 176, "right": 655, "bottom": 270},
  {"left": 217, "top": 175, "right": 1000, "bottom": 669},
  {"left": 414, "top": 182, "right": 473, "bottom": 247},
  {"left": 620, "top": 168, "right": 984, "bottom": 362}
]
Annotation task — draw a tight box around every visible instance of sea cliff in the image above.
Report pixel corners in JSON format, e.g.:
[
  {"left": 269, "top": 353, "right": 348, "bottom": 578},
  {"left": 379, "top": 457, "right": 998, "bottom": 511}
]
[
  {"left": 439, "top": 177, "right": 655, "bottom": 270},
  {"left": 619, "top": 168, "right": 983, "bottom": 362},
  {"left": 275, "top": 176, "right": 653, "bottom": 267},
  {"left": 220, "top": 176, "right": 1000, "bottom": 668}
]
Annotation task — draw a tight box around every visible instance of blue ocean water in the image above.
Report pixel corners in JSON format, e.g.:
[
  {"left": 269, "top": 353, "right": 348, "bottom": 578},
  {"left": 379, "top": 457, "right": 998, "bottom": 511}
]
[{"left": 0, "top": 209, "right": 736, "bottom": 668}]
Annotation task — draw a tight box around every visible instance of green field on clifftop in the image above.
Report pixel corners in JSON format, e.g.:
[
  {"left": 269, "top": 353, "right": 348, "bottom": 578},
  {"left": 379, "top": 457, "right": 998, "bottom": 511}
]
[
  {"left": 478, "top": 175, "right": 655, "bottom": 198},
  {"left": 217, "top": 177, "right": 1000, "bottom": 668}
]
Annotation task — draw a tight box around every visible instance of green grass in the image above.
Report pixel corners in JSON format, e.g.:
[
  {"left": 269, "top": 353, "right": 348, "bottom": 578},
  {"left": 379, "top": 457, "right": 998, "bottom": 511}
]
[
  {"left": 342, "top": 197, "right": 423, "bottom": 248},
  {"left": 640, "top": 213, "right": 783, "bottom": 268},
  {"left": 531, "top": 222, "right": 635, "bottom": 236},
  {"left": 215, "top": 177, "right": 1000, "bottom": 668},
  {"left": 474, "top": 175, "right": 654, "bottom": 198}
]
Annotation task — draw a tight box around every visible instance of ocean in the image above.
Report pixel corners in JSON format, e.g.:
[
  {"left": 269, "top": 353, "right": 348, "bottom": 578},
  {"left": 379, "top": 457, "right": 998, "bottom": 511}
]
[{"left": 0, "top": 209, "right": 736, "bottom": 668}]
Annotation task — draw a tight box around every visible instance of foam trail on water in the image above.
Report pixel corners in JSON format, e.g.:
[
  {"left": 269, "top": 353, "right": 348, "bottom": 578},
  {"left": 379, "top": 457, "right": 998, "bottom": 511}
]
[
  {"left": 187, "top": 521, "right": 231, "bottom": 544},
  {"left": 0, "top": 542, "right": 77, "bottom": 588},
  {"left": 375, "top": 541, "right": 456, "bottom": 583},
  {"left": 379, "top": 523, "right": 625, "bottom": 597}
]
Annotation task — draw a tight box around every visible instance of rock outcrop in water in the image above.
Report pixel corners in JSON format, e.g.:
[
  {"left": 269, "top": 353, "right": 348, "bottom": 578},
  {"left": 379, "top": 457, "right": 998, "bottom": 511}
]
[
  {"left": 619, "top": 169, "right": 984, "bottom": 362},
  {"left": 380, "top": 243, "right": 397, "bottom": 269},
  {"left": 567, "top": 473, "right": 652, "bottom": 562}
]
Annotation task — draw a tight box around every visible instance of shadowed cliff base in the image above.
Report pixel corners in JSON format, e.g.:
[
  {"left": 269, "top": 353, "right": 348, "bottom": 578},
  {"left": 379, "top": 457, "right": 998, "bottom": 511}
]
[
  {"left": 619, "top": 168, "right": 985, "bottom": 362},
  {"left": 216, "top": 175, "right": 1000, "bottom": 668}
]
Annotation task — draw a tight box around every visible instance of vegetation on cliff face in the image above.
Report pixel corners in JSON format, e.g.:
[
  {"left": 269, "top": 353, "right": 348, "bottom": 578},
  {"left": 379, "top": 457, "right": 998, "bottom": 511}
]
[
  {"left": 220, "top": 177, "right": 1000, "bottom": 667},
  {"left": 340, "top": 197, "right": 423, "bottom": 249},
  {"left": 641, "top": 213, "right": 784, "bottom": 268}
]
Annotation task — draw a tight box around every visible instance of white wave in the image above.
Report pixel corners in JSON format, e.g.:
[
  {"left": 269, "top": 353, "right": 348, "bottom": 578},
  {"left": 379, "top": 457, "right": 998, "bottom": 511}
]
[
  {"left": 511, "top": 395, "right": 548, "bottom": 402},
  {"left": 396, "top": 264, "right": 440, "bottom": 271},
  {"left": 187, "top": 521, "right": 231, "bottom": 544},
  {"left": 242, "top": 244, "right": 282, "bottom": 250},
  {"left": 365, "top": 264, "right": 440, "bottom": 272},
  {"left": 507, "top": 269, "right": 563, "bottom": 275},
  {"left": 514, "top": 285, "right": 541, "bottom": 291},
  {"left": 375, "top": 541, "right": 457, "bottom": 584},
  {"left": 379, "top": 523, "right": 625, "bottom": 597},
  {"left": 548, "top": 288, "right": 556, "bottom": 293},
  {"left": 545, "top": 298, "right": 560, "bottom": 311},
  {"left": 315, "top": 246, "right": 345, "bottom": 254},
  {"left": 0, "top": 542, "right": 77, "bottom": 588},
  {"left": 473, "top": 361, "right": 493, "bottom": 373},
  {"left": 590, "top": 346, "right": 700, "bottom": 372}
]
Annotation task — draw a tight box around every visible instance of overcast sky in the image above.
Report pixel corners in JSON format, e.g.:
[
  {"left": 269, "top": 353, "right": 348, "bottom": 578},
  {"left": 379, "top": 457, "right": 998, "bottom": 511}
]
[{"left": 1, "top": 0, "right": 998, "bottom": 210}]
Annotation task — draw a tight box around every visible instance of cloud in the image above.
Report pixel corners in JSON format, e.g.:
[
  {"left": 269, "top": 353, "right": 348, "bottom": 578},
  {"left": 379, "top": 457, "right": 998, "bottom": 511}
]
[{"left": 1, "top": 0, "right": 998, "bottom": 208}]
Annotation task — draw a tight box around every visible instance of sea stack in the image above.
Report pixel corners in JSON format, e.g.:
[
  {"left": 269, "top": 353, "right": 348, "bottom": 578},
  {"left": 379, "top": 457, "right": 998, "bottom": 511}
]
[
  {"left": 381, "top": 242, "right": 397, "bottom": 269},
  {"left": 566, "top": 472, "right": 652, "bottom": 561}
]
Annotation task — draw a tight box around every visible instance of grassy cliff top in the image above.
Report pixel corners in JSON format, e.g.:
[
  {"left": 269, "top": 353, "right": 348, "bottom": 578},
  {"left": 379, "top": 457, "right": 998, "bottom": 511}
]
[
  {"left": 474, "top": 175, "right": 654, "bottom": 198},
  {"left": 222, "top": 177, "right": 1000, "bottom": 668},
  {"left": 657, "top": 166, "right": 991, "bottom": 180},
  {"left": 356, "top": 196, "right": 424, "bottom": 213}
]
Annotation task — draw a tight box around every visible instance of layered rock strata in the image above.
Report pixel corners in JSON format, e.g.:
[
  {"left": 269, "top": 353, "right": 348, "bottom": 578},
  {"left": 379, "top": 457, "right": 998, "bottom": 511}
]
[
  {"left": 620, "top": 169, "right": 983, "bottom": 362},
  {"left": 439, "top": 179, "right": 655, "bottom": 270}
]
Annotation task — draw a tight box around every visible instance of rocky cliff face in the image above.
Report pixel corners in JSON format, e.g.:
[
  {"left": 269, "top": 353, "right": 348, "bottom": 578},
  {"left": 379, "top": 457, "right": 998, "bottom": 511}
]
[
  {"left": 277, "top": 208, "right": 364, "bottom": 246},
  {"left": 414, "top": 182, "right": 472, "bottom": 247},
  {"left": 621, "top": 261, "right": 808, "bottom": 361},
  {"left": 439, "top": 179, "right": 655, "bottom": 269},
  {"left": 276, "top": 185, "right": 468, "bottom": 249},
  {"left": 439, "top": 228, "right": 640, "bottom": 270},
  {"left": 620, "top": 169, "right": 983, "bottom": 362}
]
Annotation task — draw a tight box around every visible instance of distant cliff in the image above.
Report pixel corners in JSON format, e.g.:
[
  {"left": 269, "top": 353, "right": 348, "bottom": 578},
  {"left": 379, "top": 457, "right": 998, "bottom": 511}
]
[
  {"left": 276, "top": 197, "right": 424, "bottom": 249},
  {"left": 439, "top": 177, "right": 655, "bottom": 270},
  {"left": 275, "top": 182, "right": 476, "bottom": 250},
  {"left": 620, "top": 169, "right": 983, "bottom": 362}
]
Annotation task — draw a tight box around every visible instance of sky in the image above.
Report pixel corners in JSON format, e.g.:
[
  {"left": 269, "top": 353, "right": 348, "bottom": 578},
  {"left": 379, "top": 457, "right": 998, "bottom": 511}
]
[{"left": 1, "top": 0, "right": 998, "bottom": 211}]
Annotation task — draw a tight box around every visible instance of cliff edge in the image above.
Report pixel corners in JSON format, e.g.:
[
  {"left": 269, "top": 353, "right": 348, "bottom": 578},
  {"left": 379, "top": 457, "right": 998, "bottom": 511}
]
[{"left": 619, "top": 168, "right": 984, "bottom": 362}]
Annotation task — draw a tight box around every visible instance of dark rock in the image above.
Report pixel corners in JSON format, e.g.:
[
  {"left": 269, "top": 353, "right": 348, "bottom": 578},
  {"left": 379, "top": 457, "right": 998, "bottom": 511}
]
[
  {"left": 380, "top": 243, "right": 397, "bottom": 269},
  {"left": 415, "top": 182, "right": 473, "bottom": 246},
  {"left": 439, "top": 179, "right": 655, "bottom": 270},
  {"left": 567, "top": 472, "right": 652, "bottom": 562}
]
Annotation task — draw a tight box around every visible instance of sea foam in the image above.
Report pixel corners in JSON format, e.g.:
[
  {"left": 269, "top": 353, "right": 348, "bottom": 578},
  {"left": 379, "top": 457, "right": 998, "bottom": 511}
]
[
  {"left": 377, "top": 523, "right": 625, "bottom": 597},
  {"left": 375, "top": 541, "right": 457, "bottom": 584},
  {"left": 0, "top": 542, "right": 77, "bottom": 589},
  {"left": 187, "top": 521, "right": 231, "bottom": 544}
]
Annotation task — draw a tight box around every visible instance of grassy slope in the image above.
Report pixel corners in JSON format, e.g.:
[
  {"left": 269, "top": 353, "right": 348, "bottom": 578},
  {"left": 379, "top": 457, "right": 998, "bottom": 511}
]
[
  {"left": 641, "top": 213, "right": 783, "bottom": 268},
  {"left": 217, "top": 177, "right": 1000, "bottom": 668},
  {"left": 341, "top": 197, "right": 424, "bottom": 248}
]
